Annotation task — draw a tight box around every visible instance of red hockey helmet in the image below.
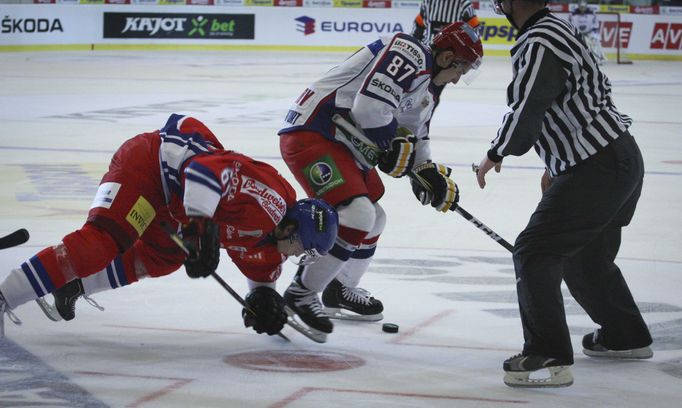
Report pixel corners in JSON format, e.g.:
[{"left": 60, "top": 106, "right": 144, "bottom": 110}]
[{"left": 431, "top": 22, "right": 483, "bottom": 71}]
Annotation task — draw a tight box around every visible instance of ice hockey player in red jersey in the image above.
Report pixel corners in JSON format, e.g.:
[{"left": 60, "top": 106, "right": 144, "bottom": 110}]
[
  {"left": 278, "top": 22, "right": 483, "bottom": 337},
  {"left": 0, "top": 114, "right": 338, "bottom": 339}
]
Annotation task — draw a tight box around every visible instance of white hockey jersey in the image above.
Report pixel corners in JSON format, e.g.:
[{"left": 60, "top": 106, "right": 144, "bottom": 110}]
[
  {"left": 279, "top": 33, "right": 437, "bottom": 166},
  {"left": 569, "top": 9, "right": 599, "bottom": 36}
]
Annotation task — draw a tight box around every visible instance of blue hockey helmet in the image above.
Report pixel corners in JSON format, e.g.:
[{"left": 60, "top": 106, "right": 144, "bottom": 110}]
[{"left": 285, "top": 198, "right": 338, "bottom": 259}]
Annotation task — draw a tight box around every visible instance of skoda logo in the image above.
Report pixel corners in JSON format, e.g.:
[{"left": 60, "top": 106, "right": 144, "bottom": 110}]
[{"left": 309, "top": 162, "right": 333, "bottom": 186}]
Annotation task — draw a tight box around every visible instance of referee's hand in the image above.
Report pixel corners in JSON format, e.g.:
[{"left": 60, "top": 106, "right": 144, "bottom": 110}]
[{"left": 475, "top": 156, "right": 502, "bottom": 189}]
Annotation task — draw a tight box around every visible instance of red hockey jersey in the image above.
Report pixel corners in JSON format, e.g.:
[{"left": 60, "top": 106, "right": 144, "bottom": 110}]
[{"left": 171, "top": 151, "right": 298, "bottom": 283}]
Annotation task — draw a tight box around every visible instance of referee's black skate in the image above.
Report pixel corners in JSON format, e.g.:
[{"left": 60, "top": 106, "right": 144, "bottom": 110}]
[
  {"left": 322, "top": 279, "right": 383, "bottom": 321},
  {"left": 503, "top": 353, "right": 573, "bottom": 388},
  {"left": 582, "top": 329, "right": 653, "bottom": 359},
  {"left": 283, "top": 277, "right": 333, "bottom": 342}
]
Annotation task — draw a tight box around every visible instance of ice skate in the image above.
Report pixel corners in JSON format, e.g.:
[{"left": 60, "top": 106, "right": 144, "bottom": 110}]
[
  {"left": 503, "top": 353, "right": 573, "bottom": 388},
  {"left": 582, "top": 329, "right": 653, "bottom": 359},
  {"left": 36, "top": 278, "right": 103, "bottom": 322},
  {"left": 283, "top": 277, "right": 333, "bottom": 343},
  {"left": 322, "top": 279, "right": 383, "bottom": 321}
]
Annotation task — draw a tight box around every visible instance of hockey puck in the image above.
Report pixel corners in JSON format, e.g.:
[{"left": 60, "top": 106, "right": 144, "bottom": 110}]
[{"left": 382, "top": 323, "right": 399, "bottom": 333}]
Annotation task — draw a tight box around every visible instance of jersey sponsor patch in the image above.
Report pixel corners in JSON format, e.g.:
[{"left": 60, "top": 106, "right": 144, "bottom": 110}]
[
  {"left": 365, "top": 72, "right": 402, "bottom": 107},
  {"left": 125, "top": 196, "right": 156, "bottom": 236},
  {"left": 90, "top": 182, "right": 121, "bottom": 210},
  {"left": 367, "top": 72, "right": 402, "bottom": 107},
  {"left": 241, "top": 176, "right": 288, "bottom": 225},
  {"left": 389, "top": 37, "right": 426, "bottom": 69},
  {"left": 302, "top": 155, "right": 345, "bottom": 196}
]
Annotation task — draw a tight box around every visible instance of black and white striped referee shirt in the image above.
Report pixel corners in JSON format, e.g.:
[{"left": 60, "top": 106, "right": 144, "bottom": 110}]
[
  {"left": 420, "top": 0, "right": 476, "bottom": 44},
  {"left": 488, "top": 9, "right": 632, "bottom": 176}
]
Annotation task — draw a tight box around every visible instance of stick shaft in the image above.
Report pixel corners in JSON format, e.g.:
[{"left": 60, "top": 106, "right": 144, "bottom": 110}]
[{"left": 454, "top": 206, "right": 514, "bottom": 252}]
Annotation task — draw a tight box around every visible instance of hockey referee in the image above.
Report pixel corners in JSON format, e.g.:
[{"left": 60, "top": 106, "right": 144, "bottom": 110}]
[
  {"left": 411, "top": 0, "right": 480, "bottom": 45},
  {"left": 475, "top": 0, "right": 653, "bottom": 388}
]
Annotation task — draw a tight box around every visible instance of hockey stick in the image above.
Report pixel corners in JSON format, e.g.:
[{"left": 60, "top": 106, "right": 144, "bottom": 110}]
[
  {"left": 332, "top": 114, "right": 514, "bottom": 253},
  {"left": 0, "top": 229, "right": 30, "bottom": 250},
  {"left": 160, "top": 222, "right": 290, "bottom": 341}
]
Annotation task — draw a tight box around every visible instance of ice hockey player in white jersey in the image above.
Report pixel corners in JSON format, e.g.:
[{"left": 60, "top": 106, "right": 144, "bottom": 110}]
[
  {"left": 569, "top": 0, "right": 606, "bottom": 64},
  {"left": 278, "top": 22, "right": 483, "bottom": 338}
]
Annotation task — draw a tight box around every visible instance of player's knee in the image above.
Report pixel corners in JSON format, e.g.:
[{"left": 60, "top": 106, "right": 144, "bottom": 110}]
[
  {"left": 337, "top": 196, "right": 377, "bottom": 232},
  {"left": 368, "top": 202, "right": 386, "bottom": 238}
]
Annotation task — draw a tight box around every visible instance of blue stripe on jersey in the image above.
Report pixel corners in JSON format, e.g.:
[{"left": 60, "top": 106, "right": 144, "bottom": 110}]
[
  {"left": 367, "top": 38, "right": 384, "bottom": 56},
  {"left": 163, "top": 134, "right": 210, "bottom": 154},
  {"left": 162, "top": 115, "right": 209, "bottom": 145},
  {"left": 185, "top": 162, "right": 222, "bottom": 194}
]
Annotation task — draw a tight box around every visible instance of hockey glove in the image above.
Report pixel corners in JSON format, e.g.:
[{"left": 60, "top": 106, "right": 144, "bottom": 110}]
[
  {"left": 182, "top": 217, "right": 220, "bottom": 279},
  {"left": 242, "top": 286, "right": 288, "bottom": 336},
  {"left": 378, "top": 127, "right": 417, "bottom": 178},
  {"left": 410, "top": 162, "right": 459, "bottom": 212}
]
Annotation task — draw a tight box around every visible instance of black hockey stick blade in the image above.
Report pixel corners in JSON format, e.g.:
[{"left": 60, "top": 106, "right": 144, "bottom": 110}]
[{"left": 0, "top": 229, "right": 30, "bottom": 250}]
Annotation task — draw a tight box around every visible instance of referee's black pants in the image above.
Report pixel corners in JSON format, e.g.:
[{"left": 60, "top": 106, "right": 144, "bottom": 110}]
[{"left": 512, "top": 133, "right": 652, "bottom": 364}]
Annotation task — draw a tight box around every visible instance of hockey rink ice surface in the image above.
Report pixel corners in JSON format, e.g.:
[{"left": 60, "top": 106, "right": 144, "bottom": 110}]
[{"left": 0, "top": 50, "right": 681, "bottom": 408}]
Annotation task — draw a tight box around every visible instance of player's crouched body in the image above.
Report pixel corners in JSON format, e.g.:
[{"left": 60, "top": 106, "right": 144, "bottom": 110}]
[
  {"left": 277, "top": 23, "right": 483, "bottom": 336},
  {"left": 0, "top": 114, "right": 339, "bottom": 341}
]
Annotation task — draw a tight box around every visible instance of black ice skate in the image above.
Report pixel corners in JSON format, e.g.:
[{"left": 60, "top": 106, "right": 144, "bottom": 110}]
[
  {"left": 582, "top": 329, "right": 653, "bottom": 359},
  {"left": 322, "top": 279, "right": 383, "bottom": 322},
  {"left": 503, "top": 353, "right": 573, "bottom": 388},
  {"left": 36, "top": 278, "right": 103, "bottom": 322},
  {"left": 283, "top": 277, "right": 333, "bottom": 343}
]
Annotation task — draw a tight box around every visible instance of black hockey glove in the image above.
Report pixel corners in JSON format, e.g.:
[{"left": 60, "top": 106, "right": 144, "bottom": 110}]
[
  {"left": 378, "top": 127, "right": 417, "bottom": 178},
  {"left": 410, "top": 162, "right": 459, "bottom": 212},
  {"left": 182, "top": 217, "right": 220, "bottom": 279},
  {"left": 242, "top": 286, "right": 288, "bottom": 336}
]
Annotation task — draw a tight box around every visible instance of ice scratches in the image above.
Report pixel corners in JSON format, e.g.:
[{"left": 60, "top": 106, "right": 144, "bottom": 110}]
[
  {"left": 405, "top": 275, "right": 514, "bottom": 285},
  {"left": 646, "top": 318, "right": 682, "bottom": 351},
  {"left": 369, "top": 266, "right": 450, "bottom": 276},
  {"left": 436, "top": 290, "right": 519, "bottom": 303},
  {"left": 660, "top": 358, "right": 682, "bottom": 379},
  {"left": 368, "top": 258, "right": 461, "bottom": 276},
  {"left": 16, "top": 164, "right": 98, "bottom": 202},
  {"left": 47, "top": 98, "right": 238, "bottom": 123},
  {"left": 372, "top": 258, "right": 463, "bottom": 268},
  {"left": 0, "top": 338, "right": 107, "bottom": 408},
  {"left": 437, "top": 255, "right": 513, "bottom": 265}
]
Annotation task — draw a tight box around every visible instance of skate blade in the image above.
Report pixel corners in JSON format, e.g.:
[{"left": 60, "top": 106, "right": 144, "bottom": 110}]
[
  {"left": 503, "top": 366, "right": 573, "bottom": 388},
  {"left": 584, "top": 346, "right": 653, "bottom": 359},
  {"left": 325, "top": 308, "right": 383, "bottom": 322},
  {"left": 35, "top": 297, "right": 62, "bottom": 322},
  {"left": 284, "top": 306, "right": 328, "bottom": 344}
]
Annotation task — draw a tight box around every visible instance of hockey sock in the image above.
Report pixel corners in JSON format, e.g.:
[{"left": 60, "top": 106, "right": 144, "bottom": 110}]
[
  {"left": 337, "top": 202, "right": 384, "bottom": 288},
  {"left": 301, "top": 253, "right": 347, "bottom": 293}
]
